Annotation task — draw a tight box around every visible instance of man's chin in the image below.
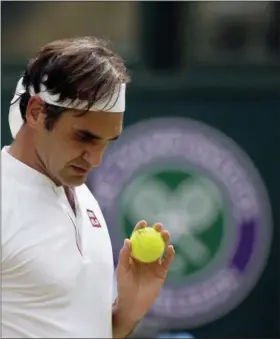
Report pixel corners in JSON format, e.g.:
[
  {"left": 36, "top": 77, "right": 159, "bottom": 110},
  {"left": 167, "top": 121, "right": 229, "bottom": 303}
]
[{"left": 61, "top": 174, "right": 87, "bottom": 187}]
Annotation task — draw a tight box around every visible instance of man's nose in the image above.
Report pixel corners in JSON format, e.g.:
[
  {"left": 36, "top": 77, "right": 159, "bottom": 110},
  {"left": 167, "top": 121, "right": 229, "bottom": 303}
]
[{"left": 82, "top": 145, "right": 106, "bottom": 167}]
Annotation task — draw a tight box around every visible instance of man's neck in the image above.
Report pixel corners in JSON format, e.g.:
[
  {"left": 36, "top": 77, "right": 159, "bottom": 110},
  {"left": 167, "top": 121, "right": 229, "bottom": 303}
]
[
  {"left": 64, "top": 186, "right": 76, "bottom": 215},
  {"left": 9, "top": 131, "right": 60, "bottom": 186}
]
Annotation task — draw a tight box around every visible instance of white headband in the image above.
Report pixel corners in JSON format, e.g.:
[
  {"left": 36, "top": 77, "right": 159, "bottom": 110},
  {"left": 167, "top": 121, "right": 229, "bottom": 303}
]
[{"left": 8, "top": 77, "right": 126, "bottom": 139}]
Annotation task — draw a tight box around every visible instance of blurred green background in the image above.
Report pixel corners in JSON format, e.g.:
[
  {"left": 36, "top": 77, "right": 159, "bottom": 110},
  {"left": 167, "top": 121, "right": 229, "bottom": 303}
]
[{"left": 1, "top": 2, "right": 279, "bottom": 338}]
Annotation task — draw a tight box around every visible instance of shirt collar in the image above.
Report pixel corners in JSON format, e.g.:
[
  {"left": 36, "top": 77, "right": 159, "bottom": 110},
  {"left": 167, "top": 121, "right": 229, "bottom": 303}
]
[{"left": 2, "top": 146, "right": 64, "bottom": 194}]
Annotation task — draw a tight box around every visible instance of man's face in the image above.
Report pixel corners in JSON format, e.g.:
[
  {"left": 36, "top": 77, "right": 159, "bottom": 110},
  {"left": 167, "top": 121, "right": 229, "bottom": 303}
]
[{"left": 32, "top": 103, "right": 123, "bottom": 187}]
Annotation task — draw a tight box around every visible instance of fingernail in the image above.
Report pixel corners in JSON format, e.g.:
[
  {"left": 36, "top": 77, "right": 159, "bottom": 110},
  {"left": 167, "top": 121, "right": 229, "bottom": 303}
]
[{"left": 124, "top": 239, "right": 130, "bottom": 248}]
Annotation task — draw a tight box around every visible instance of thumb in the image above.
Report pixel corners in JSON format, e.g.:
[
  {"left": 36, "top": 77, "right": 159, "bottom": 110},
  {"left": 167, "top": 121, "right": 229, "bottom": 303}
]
[{"left": 117, "top": 239, "right": 131, "bottom": 272}]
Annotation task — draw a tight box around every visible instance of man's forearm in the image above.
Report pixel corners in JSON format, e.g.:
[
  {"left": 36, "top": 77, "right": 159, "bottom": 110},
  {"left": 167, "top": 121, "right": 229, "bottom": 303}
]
[{"left": 112, "top": 301, "right": 139, "bottom": 338}]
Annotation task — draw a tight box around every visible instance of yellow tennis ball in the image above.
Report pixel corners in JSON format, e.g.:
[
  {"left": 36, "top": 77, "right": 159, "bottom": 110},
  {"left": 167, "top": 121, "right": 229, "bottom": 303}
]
[{"left": 130, "top": 227, "right": 165, "bottom": 263}]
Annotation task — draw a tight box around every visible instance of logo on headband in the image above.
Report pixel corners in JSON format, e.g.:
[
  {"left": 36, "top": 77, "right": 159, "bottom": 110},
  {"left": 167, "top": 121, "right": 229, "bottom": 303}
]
[{"left": 88, "top": 117, "right": 272, "bottom": 329}]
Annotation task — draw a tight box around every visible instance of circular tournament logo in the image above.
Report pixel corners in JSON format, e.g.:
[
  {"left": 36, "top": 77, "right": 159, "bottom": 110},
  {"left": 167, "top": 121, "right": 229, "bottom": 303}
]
[{"left": 88, "top": 117, "right": 272, "bottom": 329}]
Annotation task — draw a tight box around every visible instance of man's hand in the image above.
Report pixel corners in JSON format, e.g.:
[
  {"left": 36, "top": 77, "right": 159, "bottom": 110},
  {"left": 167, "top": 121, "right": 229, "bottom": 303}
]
[{"left": 112, "top": 220, "right": 175, "bottom": 338}]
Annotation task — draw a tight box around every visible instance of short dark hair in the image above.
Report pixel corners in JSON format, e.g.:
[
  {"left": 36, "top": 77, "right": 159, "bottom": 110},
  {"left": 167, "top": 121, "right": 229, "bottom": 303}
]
[{"left": 19, "top": 36, "right": 130, "bottom": 130}]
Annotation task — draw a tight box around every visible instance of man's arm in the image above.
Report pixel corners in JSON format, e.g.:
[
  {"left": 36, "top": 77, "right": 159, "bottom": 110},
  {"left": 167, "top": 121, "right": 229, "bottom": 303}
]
[
  {"left": 112, "top": 300, "right": 139, "bottom": 338},
  {"left": 111, "top": 222, "right": 174, "bottom": 338}
]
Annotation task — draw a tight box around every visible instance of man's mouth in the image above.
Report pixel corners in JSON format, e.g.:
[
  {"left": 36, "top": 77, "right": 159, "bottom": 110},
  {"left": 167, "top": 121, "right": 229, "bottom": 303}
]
[{"left": 71, "top": 165, "right": 89, "bottom": 175}]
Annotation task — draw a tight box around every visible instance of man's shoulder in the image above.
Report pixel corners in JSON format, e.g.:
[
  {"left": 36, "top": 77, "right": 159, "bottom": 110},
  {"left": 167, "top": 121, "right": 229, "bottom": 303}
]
[
  {"left": 75, "top": 183, "right": 100, "bottom": 206},
  {"left": 2, "top": 183, "right": 64, "bottom": 238},
  {"left": 2, "top": 179, "right": 56, "bottom": 210}
]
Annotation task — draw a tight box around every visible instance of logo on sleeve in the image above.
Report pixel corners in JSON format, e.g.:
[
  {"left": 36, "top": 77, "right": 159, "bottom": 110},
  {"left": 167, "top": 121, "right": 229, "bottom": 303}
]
[{"left": 87, "top": 209, "right": 101, "bottom": 228}]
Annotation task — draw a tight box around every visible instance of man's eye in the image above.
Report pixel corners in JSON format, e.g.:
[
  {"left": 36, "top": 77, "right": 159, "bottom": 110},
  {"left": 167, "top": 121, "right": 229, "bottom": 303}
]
[{"left": 76, "top": 134, "right": 90, "bottom": 142}]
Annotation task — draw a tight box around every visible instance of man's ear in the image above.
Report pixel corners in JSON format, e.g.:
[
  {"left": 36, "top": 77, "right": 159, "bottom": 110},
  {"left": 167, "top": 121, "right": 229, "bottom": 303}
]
[{"left": 25, "top": 96, "right": 45, "bottom": 131}]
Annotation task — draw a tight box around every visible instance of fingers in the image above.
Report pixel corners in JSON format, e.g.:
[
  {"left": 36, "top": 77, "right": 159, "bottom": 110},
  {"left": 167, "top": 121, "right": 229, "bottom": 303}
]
[
  {"left": 160, "top": 230, "right": 170, "bottom": 247},
  {"left": 153, "top": 223, "right": 170, "bottom": 247},
  {"left": 123, "top": 220, "right": 175, "bottom": 271},
  {"left": 118, "top": 238, "right": 132, "bottom": 272},
  {"left": 153, "top": 222, "right": 163, "bottom": 232},
  {"left": 161, "top": 245, "right": 175, "bottom": 270},
  {"left": 153, "top": 224, "right": 171, "bottom": 265},
  {"left": 133, "top": 220, "right": 148, "bottom": 232},
  {"left": 132, "top": 220, "right": 172, "bottom": 261},
  {"left": 134, "top": 221, "right": 164, "bottom": 232}
]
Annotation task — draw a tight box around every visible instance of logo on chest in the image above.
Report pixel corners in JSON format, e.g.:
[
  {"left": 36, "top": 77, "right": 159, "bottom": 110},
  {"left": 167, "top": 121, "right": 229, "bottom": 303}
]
[{"left": 86, "top": 209, "right": 102, "bottom": 228}]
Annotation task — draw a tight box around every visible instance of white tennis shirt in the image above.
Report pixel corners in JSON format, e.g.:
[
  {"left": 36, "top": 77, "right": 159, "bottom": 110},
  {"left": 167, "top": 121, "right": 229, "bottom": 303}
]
[{"left": 1, "top": 147, "right": 114, "bottom": 338}]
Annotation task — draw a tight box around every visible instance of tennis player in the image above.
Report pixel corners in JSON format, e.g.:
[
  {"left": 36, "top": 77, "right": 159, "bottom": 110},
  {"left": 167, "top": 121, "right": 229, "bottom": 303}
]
[{"left": 1, "top": 37, "right": 175, "bottom": 338}]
